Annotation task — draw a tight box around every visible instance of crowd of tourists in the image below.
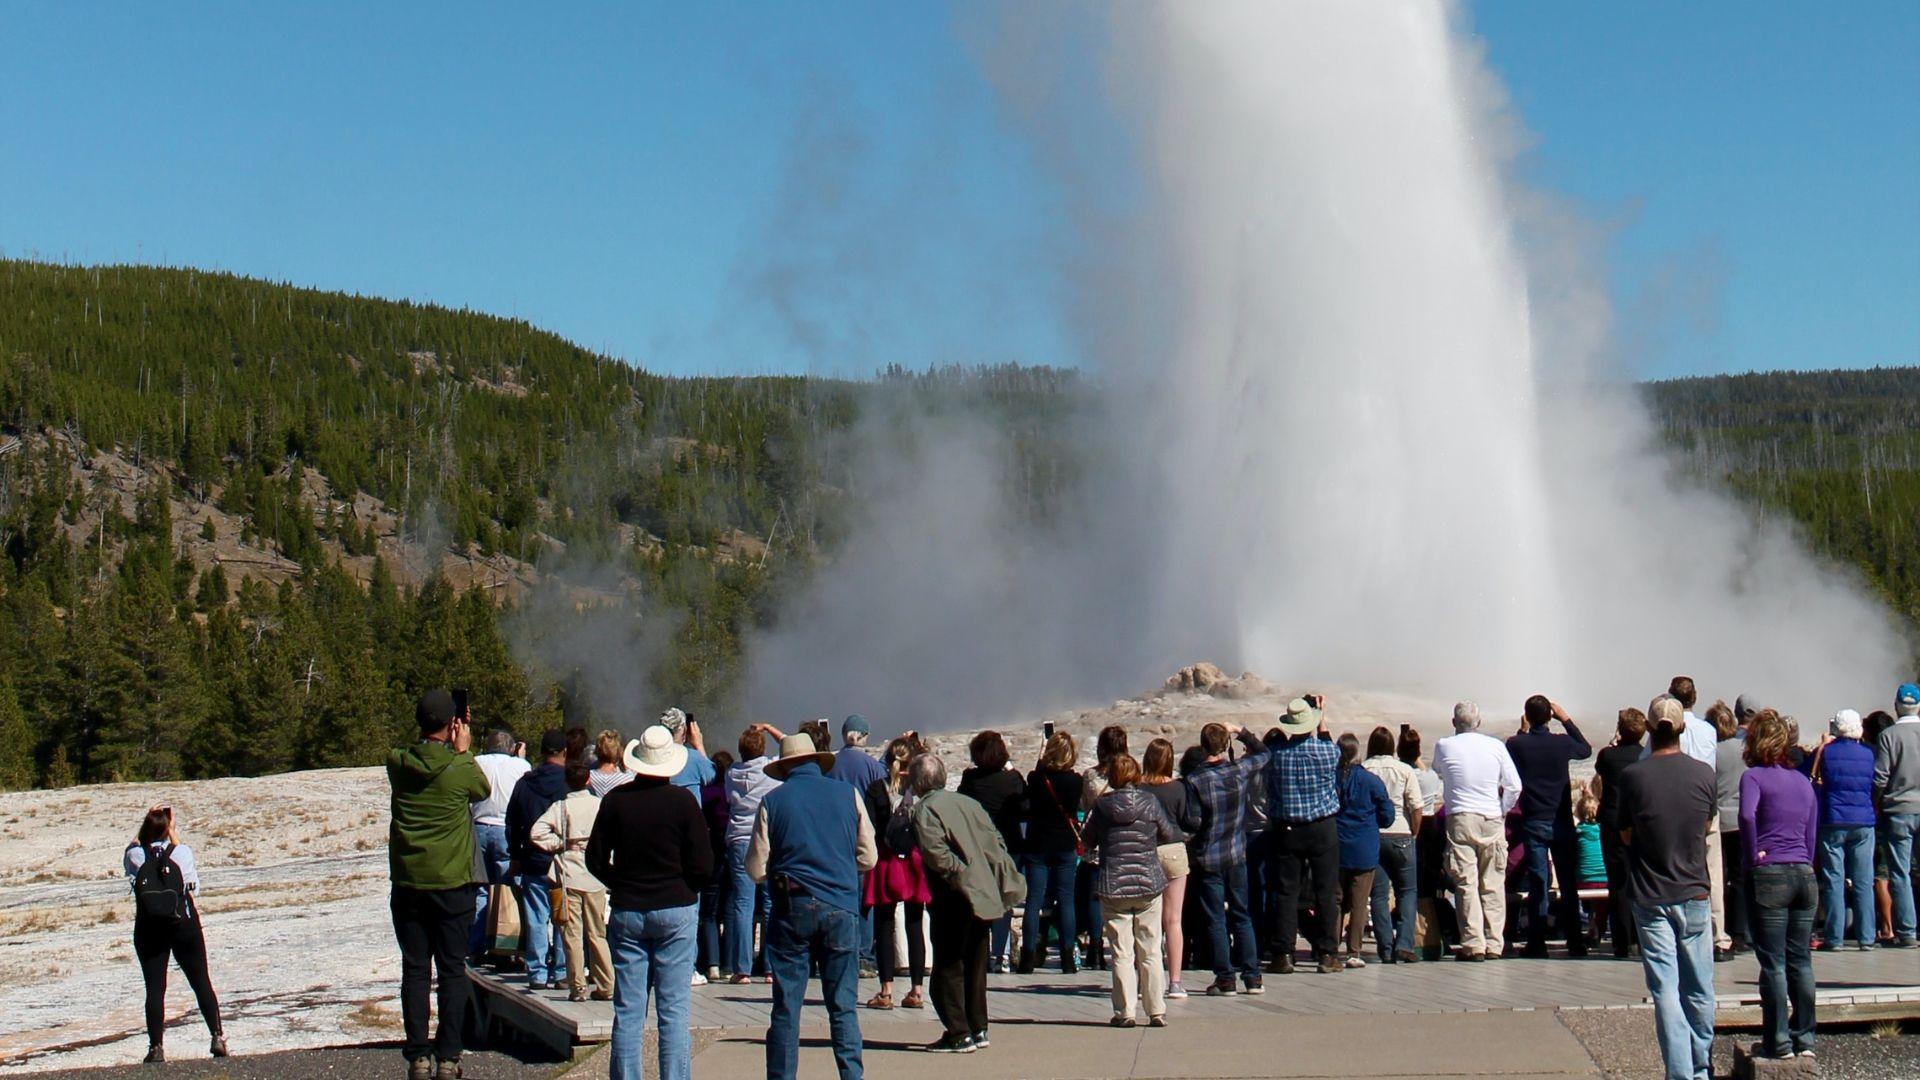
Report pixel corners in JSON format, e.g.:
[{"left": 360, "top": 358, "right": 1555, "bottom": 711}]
[{"left": 118, "top": 677, "right": 1920, "bottom": 1080}]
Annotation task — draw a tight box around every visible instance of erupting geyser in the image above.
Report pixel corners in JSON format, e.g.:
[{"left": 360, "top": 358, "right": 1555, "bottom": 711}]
[{"left": 742, "top": 1, "right": 1909, "bottom": 728}]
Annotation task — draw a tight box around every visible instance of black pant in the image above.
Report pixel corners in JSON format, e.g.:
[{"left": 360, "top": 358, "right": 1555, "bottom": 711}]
[
  {"left": 874, "top": 901, "right": 927, "bottom": 985},
  {"left": 1749, "top": 864, "right": 1817, "bottom": 1057},
  {"left": 1599, "top": 823, "right": 1638, "bottom": 956},
  {"left": 1722, "top": 828, "right": 1750, "bottom": 946},
  {"left": 134, "top": 912, "right": 221, "bottom": 1047},
  {"left": 1271, "top": 816, "right": 1340, "bottom": 961},
  {"left": 392, "top": 886, "right": 476, "bottom": 1064},
  {"left": 927, "top": 887, "right": 989, "bottom": 1038}
]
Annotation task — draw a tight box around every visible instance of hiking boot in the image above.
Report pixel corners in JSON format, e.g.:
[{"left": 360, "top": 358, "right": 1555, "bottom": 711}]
[
  {"left": 1264, "top": 955, "right": 1294, "bottom": 975},
  {"left": 1204, "top": 978, "right": 1238, "bottom": 996},
  {"left": 1317, "top": 955, "right": 1340, "bottom": 974},
  {"left": 209, "top": 1034, "right": 229, "bottom": 1058},
  {"left": 143, "top": 1045, "right": 164, "bottom": 1065},
  {"left": 1395, "top": 949, "right": 1418, "bottom": 964},
  {"left": 407, "top": 1059, "right": 431, "bottom": 1080},
  {"left": 434, "top": 1059, "right": 462, "bottom": 1080}
]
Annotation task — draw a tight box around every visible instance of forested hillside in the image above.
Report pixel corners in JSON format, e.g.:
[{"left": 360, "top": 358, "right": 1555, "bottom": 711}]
[
  {"left": 0, "top": 260, "right": 1911, "bottom": 789},
  {"left": 1644, "top": 367, "right": 1920, "bottom": 637},
  {"left": 0, "top": 261, "right": 1077, "bottom": 788}
]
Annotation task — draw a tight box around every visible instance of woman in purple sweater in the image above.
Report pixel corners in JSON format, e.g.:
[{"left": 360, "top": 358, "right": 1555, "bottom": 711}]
[{"left": 1739, "top": 710, "right": 1820, "bottom": 1061}]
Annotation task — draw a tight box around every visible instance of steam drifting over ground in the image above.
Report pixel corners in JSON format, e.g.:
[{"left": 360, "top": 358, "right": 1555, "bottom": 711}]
[{"left": 739, "top": 0, "right": 1909, "bottom": 728}]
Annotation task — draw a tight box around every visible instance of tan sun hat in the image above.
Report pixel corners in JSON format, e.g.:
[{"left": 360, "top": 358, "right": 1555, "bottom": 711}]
[
  {"left": 623, "top": 724, "right": 689, "bottom": 779},
  {"left": 1277, "top": 697, "right": 1320, "bottom": 736},
  {"left": 763, "top": 732, "right": 838, "bottom": 781}
]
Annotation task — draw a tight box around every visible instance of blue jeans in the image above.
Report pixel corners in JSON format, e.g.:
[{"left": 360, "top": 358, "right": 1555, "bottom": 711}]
[
  {"left": 1818, "top": 825, "right": 1874, "bottom": 946},
  {"left": 1632, "top": 898, "right": 1715, "bottom": 1080},
  {"left": 1021, "top": 851, "right": 1077, "bottom": 966},
  {"left": 990, "top": 912, "right": 1012, "bottom": 967},
  {"left": 1193, "top": 863, "right": 1258, "bottom": 982},
  {"left": 766, "top": 895, "right": 862, "bottom": 1080},
  {"left": 725, "top": 841, "right": 771, "bottom": 976},
  {"left": 1370, "top": 834, "right": 1418, "bottom": 958},
  {"left": 1885, "top": 812, "right": 1919, "bottom": 940},
  {"left": 1519, "top": 817, "right": 1581, "bottom": 949},
  {"left": 468, "top": 823, "right": 511, "bottom": 955},
  {"left": 697, "top": 871, "right": 723, "bottom": 974},
  {"left": 1748, "top": 864, "right": 1816, "bottom": 1057},
  {"left": 607, "top": 903, "right": 697, "bottom": 1080},
  {"left": 514, "top": 872, "right": 567, "bottom": 985}
]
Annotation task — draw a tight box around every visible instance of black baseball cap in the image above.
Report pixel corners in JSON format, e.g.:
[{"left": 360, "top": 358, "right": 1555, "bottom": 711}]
[
  {"left": 539, "top": 730, "right": 570, "bottom": 756},
  {"left": 416, "top": 689, "right": 458, "bottom": 734}
]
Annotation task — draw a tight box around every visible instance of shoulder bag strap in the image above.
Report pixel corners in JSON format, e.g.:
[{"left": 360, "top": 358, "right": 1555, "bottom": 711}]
[{"left": 1041, "top": 775, "right": 1083, "bottom": 846}]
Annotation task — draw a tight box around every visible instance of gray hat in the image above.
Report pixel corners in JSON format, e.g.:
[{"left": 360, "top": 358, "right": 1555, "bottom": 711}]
[{"left": 1734, "top": 694, "right": 1759, "bottom": 722}]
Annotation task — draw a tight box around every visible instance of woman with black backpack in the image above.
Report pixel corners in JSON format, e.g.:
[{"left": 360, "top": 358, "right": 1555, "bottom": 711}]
[{"left": 123, "top": 805, "right": 226, "bottom": 1063}]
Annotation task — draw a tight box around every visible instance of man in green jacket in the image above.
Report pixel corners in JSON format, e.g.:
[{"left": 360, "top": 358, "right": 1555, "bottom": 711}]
[{"left": 388, "top": 690, "right": 490, "bottom": 1080}]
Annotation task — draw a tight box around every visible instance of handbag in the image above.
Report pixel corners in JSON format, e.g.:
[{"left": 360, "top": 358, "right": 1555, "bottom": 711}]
[{"left": 1042, "top": 775, "right": 1086, "bottom": 857}]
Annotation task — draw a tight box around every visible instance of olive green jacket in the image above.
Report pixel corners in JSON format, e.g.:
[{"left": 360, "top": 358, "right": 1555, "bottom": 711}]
[
  {"left": 387, "top": 740, "right": 490, "bottom": 891},
  {"left": 909, "top": 788, "right": 1027, "bottom": 920}
]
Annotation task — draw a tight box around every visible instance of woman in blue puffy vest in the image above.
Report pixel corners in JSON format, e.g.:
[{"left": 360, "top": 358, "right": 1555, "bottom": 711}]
[{"left": 1806, "top": 710, "right": 1878, "bottom": 949}]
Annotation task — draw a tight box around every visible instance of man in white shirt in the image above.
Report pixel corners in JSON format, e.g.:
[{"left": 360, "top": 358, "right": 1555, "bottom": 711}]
[
  {"left": 1640, "top": 677, "right": 1716, "bottom": 766},
  {"left": 470, "top": 730, "right": 531, "bottom": 960},
  {"left": 1432, "top": 702, "right": 1523, "bottom": 961}
]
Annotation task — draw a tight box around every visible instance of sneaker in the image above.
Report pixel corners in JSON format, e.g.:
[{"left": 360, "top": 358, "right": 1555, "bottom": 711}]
[
  {"left": 1855, "top": 941, "right": 1877, "bottom": 952},
  {"left": 1241, "top": 977, "right": 1264, "bottom": 995},
  {"left": 1110, "top": 1015, "right": 1138, "bottom": 1028},
  {"left": 1456, "top": 949, "right": 1485, "bottom": 962},
  {"left": 1713, "top": 947, "right": 1734, "bottom": 962},
  {"left": 143, "top": 1045, "right": 165, "bottom": 1065},
  {"left": 972, "top": 1030, "right": 990, "bottom": 1049},
  {"left": 1889, "top": 937, "right": 1919, "bottom": 949},
  {"left": 706, "top": 966, "right": 721, "bottom": 981},
  {"left": 434, "top": 1060, "right": 462, "bottom": 1080},
  {"left": 690, "top": 971, "right": 709, "bottom": 986},
  {"left": 407, "top": 1059, "right": 431, "bottom": 1080},
  {"left": 1343, "top": 955, "right": 1366, "bottom": 969},
  {"left": 859, "top": 965, "right": 879, "bottom": 979},
  {"left": 1148, "top": 1015, "right": 1167, "bottom": 1028},
  {"left": 1395, "top": 949, "right": 1418, "bottom": 964},
  {"left": 1205, "top": 978, "right": 1238, "bottom": 997},
  {"left": 1165, "top": 981, "right": 1188, "bottom": 999},
  {"left": 926, "top": 1033, "right": 977, "bottom": 1054},
  {"left": 526, "top": 980, "right": 550, "bottom": 992},
  {"left": 1264, "top": 956, "right": 1295, "bottom": 975},
  {"left": 1796, "top": 1049, "right": 1815, "bottom": 1059}
]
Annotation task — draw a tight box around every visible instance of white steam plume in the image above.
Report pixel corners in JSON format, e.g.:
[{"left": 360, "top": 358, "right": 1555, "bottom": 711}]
[{"left": 740, "top": 1, "right": 1909, "bottom": 729}]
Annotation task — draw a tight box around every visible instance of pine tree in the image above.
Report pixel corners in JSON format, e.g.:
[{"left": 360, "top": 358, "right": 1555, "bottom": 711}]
[{"left": 0, "top": 679, "right": 34, "bottom": 790}]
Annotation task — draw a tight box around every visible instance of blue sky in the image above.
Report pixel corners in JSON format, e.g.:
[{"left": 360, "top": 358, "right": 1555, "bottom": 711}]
[{"left": 3, "top": 2, "right": 1914, "bottom": 379}]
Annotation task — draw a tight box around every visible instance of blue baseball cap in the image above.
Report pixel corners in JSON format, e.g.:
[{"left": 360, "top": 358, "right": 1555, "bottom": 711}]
[
  {"left": 842, "top": 714, "right": 870, "bottom": 738},
  {"left": 1898, "top": 683, "right": 1920, "bottom": 710}
]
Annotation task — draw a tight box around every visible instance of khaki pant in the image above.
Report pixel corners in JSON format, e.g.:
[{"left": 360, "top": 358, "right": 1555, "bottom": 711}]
[
  {"left": 1445, "top": 812, "right": 1508, "bottom": 956},
  {"left": 1102, "top": 894, "right": 1165, "bottom": 1021},
  {"left": 561, "top": 888, "right": 613, "bottom": 996},
  {"left": 1705, "top": 821, "right": 1730, "bottom": 950}
]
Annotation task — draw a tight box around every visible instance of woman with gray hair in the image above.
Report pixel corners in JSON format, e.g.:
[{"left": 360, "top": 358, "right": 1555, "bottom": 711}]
[
  {"left": 1808, "top": 709, "right": 1877, "bottom": 951},
  {"left": 906, "top": 753, "right": 1027, "bottom": 1054}
]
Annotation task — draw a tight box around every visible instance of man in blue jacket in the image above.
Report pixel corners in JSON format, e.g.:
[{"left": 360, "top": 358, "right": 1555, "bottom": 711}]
[
  {"left": 506, "top": 730, "right": 571, "bottom": 990},
  {"left": 1506, "top": 695, "right": 1592, "bottom": 958},
  {"left": 748, "top": 733, "right": 879, "bottom": 1077}
]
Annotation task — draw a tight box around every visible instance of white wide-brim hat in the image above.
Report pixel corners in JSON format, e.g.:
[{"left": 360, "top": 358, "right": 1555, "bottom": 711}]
[{"left": 624, "top": 724, "right": 689, "bottom": 779}]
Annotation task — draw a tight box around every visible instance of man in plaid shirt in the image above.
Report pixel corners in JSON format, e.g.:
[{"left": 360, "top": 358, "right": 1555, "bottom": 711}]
[
  {"left": 1187, "top": 722, "right": 1271, "bottom": 996},
  {"left": 1263, "top": 696, "right": 1343, "bottom": 974}
]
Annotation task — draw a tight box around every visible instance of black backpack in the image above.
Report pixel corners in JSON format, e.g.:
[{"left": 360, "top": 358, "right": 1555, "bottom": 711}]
[{"left": 131, "top": 843, "right": 189, "bottom": 921}]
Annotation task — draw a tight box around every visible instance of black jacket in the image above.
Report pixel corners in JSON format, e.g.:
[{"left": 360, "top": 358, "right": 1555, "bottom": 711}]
[
  {"left": 584, "top": 776, "right": 713, "bottom": 911},
  {"left": 958, "top": 767, "right": 1028, "bottom": 857},
  {"left": 1024, "top": 768, "right": 1084, "bottom": 856},
  {"left": 1083, "top": 786, "right": 1179, "bottom": 900},
  {"left": 505, "top": 761, "right": 569, "bottom": 876}
]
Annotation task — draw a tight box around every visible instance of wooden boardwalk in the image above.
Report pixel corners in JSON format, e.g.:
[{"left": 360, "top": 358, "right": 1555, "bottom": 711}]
[{"left": 469, "top": 946, "right": 1920, "bottom": 1055}]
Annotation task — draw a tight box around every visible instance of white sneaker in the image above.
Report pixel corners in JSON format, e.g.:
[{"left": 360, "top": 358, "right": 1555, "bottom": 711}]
[
  {"left": 706, "top": 966, "right": 720, "bottom": 982},
  {"left": 1344, "top": 956, "right": 1366, "bottom": 969},
  {"left": 690, "top": 972, "right": 709, "bottom": 987}
]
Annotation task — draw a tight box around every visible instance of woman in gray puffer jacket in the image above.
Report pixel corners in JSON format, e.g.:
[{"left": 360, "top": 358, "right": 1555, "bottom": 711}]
[{"left": 1083, "top": 753, "right": 1182, "bottom": 1028}]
